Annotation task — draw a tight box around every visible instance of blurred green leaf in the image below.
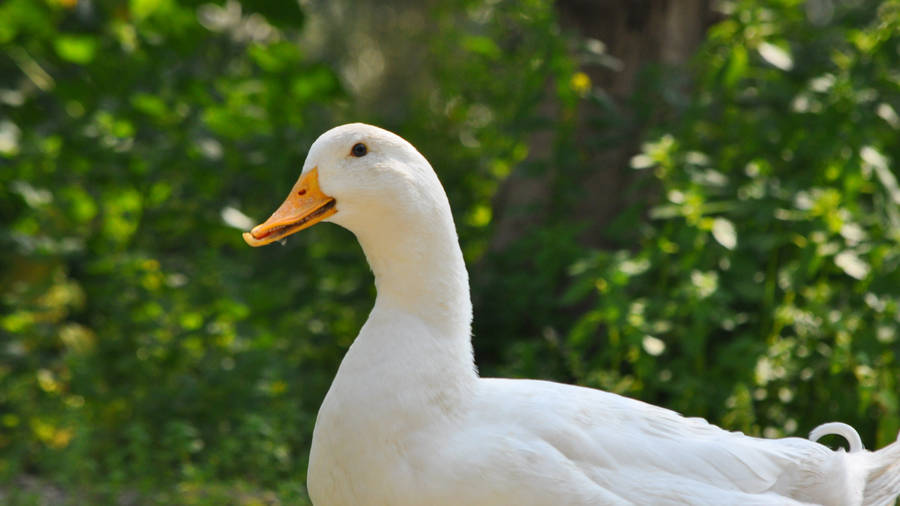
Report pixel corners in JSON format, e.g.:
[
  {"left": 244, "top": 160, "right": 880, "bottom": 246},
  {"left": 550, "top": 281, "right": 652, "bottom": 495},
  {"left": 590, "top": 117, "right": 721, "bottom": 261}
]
[
  {"left": 722, "top": 45, "right": 747, "bottom": 88},
  {"left": 54, "top": 35, "right": 97, "bottom": 64},
  {"left": 462, "top": 35, "right": 501, "bottom": 59}
]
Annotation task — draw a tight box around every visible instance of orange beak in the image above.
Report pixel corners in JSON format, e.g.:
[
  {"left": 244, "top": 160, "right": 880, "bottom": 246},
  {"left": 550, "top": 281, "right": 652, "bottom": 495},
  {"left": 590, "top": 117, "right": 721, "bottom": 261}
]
[{"left": 242, "top": 167, "right": 337, "bottom": 247}]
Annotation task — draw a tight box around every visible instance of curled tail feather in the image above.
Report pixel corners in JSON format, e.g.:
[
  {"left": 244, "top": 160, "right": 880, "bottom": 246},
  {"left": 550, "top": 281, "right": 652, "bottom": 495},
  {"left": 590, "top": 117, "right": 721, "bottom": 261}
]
[{"left": 809, "top": 422, "right": 865, "bottom": 453}]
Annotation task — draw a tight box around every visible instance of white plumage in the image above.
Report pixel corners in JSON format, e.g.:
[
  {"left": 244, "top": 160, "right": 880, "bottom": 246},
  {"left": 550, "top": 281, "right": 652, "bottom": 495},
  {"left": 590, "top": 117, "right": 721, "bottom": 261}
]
[{"left": 245, "top": 123, "right": 900, "bottom": 506}]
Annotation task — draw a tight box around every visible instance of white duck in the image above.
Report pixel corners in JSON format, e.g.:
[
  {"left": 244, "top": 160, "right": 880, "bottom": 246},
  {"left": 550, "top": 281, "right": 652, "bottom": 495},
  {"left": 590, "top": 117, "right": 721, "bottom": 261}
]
[{"left": 244, "top": 123, "right": 900, "bottom": 506}]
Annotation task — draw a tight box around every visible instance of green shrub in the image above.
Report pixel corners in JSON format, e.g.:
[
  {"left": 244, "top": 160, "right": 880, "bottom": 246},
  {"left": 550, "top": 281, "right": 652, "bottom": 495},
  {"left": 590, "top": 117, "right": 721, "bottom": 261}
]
[{"left": 562, "top": 0, "right": 900, "bottom": 445}]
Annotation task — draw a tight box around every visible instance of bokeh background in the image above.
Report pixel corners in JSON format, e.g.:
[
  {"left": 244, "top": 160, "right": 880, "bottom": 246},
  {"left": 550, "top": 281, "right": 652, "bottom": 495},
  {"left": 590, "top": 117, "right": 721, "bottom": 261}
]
[{"left": 2, "top": 0, "right": 899, "bottom": 503}]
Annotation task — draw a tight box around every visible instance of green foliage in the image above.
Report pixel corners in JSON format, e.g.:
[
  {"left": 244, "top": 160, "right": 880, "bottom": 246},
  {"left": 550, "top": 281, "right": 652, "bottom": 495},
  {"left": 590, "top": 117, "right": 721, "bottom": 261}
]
[
  {"left": 0, "top": 0, "right": 347, "bottom": 500},
  {"left": 1, "top": 0, "right": 897, "bottom": 502},
  {"left": 562, "top": 0, "right": 900, "bottom": 444},
  {"left": 0, "top": 0, "right": 574, "bottom": 500}
]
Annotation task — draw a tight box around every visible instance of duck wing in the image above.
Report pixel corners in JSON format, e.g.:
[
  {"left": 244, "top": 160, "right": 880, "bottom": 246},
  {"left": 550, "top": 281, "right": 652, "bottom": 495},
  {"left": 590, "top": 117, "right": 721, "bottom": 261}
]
[{"left": 470, "top": 378, "right": 871, "bottom": 505}]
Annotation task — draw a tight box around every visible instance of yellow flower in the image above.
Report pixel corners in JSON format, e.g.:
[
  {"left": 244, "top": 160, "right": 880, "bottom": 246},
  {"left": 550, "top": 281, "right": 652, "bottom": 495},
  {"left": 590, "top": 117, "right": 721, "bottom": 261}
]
[
  {"left": 50, "top": 428, "right": 74, "bottom": 449},
  {"left": 270, "top": 380, "right": 287, "bottom": 395},
  {"left": 571, "top": 72, "right": 591, "bottom": 97}
]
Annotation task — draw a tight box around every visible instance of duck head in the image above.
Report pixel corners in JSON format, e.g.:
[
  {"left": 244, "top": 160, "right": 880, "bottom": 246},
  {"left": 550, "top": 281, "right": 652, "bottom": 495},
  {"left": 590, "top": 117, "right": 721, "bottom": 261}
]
[{"left": 243, "top": 123, "right": 446, "bottom": 247}]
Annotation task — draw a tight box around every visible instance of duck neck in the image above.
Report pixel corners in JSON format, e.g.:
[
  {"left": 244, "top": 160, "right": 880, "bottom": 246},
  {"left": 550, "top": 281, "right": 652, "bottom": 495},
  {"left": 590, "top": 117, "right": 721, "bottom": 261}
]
[
  {"left": 355, "top": 211, "right": 474, "bottom": 341},
  {"left": 321, "top": 206, "right": 477, "bottom": 435}
]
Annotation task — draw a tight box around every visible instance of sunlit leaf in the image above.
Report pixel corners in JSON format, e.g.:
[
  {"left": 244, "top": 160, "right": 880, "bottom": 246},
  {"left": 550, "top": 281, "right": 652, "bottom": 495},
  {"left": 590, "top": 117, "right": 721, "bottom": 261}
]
[
  {"left": 630, "top": 154, "right": 655, "bottom": 169},
  {"left": 130, "top": 0, "right": 165, "bottom": 20},
  {"left": 642, "top": 335, "right": 665, "bottom": 356},
  {"left": 712, "top": 217, "right": 737, "bottom": 250},
  {"left": 462, "top": 36, "right": 501, "bottom": 59},
  {"left": 861, "top": 146, "right": 900, "bottom": 204},
  {"left": 722, "top": 45, "right": 747, "bottom": 88},
  {"left": 834, "top": 250, "right": 869, "bottom": 280},
  {"left": 876, "top": 103, "right": 900, "bottom": 129},
  {"left": 0, "top": 120, "right": 21, "bottom": 156},
  {"left": 54, "top": 35, "right": 97, "bottom": 64},
  {"left": 758, "top": 42, "right": 793, "bottom": 71},
  {"left": 131, "top": 93, "right": 167, "bottom": 118},
  {"left": 221, "top": 206, "right": 256, "bottom": 230}
]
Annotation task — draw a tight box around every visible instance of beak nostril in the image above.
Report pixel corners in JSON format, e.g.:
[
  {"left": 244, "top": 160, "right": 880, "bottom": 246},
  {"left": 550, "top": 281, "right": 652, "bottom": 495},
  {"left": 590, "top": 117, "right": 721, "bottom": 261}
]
[{"left": 297, "top": 189, "right": 307, "bottom": 196}]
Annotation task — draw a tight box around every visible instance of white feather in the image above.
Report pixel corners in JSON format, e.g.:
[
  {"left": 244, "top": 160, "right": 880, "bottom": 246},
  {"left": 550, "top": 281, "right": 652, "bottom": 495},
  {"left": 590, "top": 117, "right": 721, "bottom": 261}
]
[{"left": 810, "top": 422, "right": 865, "bottom": 453}]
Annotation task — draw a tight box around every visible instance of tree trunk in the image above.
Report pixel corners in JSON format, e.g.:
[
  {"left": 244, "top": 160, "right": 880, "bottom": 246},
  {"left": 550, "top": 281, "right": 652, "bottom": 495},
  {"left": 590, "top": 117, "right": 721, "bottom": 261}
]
[{"left": 489, "top": 0, "right": 715, "bottom": 250}]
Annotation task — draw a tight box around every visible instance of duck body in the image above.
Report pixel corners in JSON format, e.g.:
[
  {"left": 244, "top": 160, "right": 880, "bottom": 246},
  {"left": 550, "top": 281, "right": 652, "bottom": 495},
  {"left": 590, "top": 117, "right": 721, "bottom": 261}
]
[
  {"left": 244, "top": 123, "right": 900, "bottom": 506},
  {"left": 308, "top": 310, "right": 860, "bottom": 506}
]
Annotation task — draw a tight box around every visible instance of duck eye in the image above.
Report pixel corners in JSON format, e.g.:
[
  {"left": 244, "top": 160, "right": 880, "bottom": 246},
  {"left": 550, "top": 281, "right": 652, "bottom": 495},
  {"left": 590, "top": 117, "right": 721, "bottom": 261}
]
[{"left": 351, "top": 143, "right": 367, "bottom": 157}]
